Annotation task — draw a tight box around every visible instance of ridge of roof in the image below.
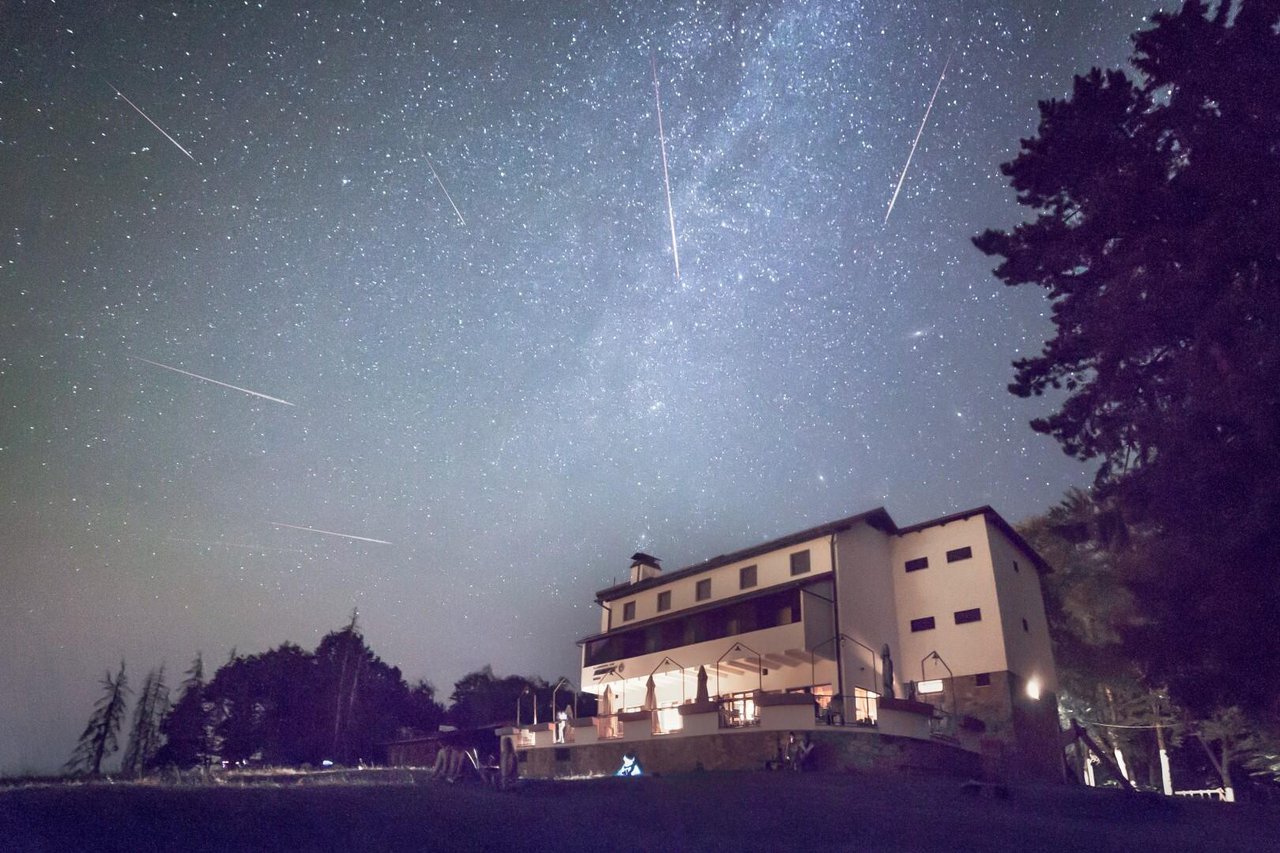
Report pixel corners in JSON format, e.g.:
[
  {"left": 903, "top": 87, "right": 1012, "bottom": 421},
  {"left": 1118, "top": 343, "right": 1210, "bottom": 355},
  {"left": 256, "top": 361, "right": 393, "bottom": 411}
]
[
  {"left": 595, "top": 507, "right": 895, "bottom": 601},
  {"left": 593, "top": 503, "right": 1051, "bottom": 602}
]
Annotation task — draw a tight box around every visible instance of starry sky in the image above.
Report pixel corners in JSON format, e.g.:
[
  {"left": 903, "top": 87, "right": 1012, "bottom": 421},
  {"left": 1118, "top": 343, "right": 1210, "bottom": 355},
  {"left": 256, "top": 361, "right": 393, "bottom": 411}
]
[{"left": 0, "top": 0, "right": 1164, "bottom": 775}]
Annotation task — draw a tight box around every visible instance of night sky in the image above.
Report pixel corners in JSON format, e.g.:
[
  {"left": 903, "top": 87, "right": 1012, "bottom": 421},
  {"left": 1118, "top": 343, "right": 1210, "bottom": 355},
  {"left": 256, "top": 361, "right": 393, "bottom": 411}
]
[{"left": 1, "top": 0, "right": 1162, "bottom": 775}]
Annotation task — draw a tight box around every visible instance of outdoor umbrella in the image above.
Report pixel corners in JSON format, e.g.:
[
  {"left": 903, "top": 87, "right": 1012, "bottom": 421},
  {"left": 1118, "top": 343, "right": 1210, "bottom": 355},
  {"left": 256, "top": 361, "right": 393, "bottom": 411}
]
[
  {"left": 643, "top": 675, "right": 657, "bottom": 711},
  {"left": 696, "top": 665, "right": 710, "bottom": 704},
  {"left": 600, "top": 685, "right": 613, "bottom": 716}
]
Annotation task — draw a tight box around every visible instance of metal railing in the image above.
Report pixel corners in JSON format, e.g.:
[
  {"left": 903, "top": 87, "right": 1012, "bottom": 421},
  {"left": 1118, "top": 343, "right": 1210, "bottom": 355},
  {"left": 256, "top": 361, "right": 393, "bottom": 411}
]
[{"left": 718, "top": 696, "right": 759, "bottom": 729}]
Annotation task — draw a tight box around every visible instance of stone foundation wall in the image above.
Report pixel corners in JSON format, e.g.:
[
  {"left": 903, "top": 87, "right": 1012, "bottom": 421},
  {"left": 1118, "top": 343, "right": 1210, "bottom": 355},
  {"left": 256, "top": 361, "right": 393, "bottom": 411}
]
[
  {"left": 518, "top": 728, "right": 980, "bottom": 780},
  {"left": 914, "top": 670, "right": 1064, "bottom": 782}
]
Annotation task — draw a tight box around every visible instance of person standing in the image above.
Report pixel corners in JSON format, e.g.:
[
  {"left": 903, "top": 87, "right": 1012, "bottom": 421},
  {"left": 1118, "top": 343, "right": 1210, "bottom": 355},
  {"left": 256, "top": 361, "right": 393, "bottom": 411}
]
[{"left": 499, "top": 737, "right": 519, "bottom": 791}]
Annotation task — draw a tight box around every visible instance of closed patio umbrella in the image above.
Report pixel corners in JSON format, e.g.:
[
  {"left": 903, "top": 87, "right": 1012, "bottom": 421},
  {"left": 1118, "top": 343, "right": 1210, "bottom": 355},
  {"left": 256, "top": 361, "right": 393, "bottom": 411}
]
[
  {"left": 643, "top": 675, "right": 657, "bottom": 711},
  {"left": 600, "top": 685, "right": 613, "bottom": 717},
  {"left": 696, "top": 665, "right": 710, "bottom": 704}
]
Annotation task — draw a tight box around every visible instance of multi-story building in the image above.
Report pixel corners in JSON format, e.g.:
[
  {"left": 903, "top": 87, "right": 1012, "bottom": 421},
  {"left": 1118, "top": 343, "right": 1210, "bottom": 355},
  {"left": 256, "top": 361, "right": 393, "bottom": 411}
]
[{"left": 514, "top": 505, "right": 1062, "bottom": 780}]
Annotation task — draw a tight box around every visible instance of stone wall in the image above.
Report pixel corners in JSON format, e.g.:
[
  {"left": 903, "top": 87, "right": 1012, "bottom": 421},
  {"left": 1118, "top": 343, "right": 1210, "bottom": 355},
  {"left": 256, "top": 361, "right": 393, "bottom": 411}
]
[
  {"left": 912, "top": 670, "right": 1064, "bottom": 782},
  {"left": 518, "top": 727, "right": 980, "bottom": 780}
]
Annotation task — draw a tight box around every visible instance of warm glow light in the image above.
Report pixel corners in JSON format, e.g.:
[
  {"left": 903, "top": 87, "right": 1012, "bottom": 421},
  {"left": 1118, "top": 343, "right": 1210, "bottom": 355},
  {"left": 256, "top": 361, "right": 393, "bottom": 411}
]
[
  {"left": 1026, "top": 676, "right": 1042, "bottom": 700},
  {"left": 917, "top": 679, "right": 944, "bottom": 695}
]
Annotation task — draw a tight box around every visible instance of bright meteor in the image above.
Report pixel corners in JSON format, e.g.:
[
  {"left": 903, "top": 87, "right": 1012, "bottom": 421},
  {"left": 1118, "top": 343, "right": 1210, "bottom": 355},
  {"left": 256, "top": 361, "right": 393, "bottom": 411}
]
[
  {"left": 269, "top": 522, "right": 393, "bottom": 545},
  {"left": 651, "top": 53, "right": 681, "bottom": 281},
  {"left": 424, "top": 150, "right": 466, "bottom": 226},
  {"left": 884, "top": 50, "right": 953, "bottom": 226},
  {"left": 128, "top": 356, "right": 295, "bottom": 407},
  {"left": 108, "top": 83, "right": 197, "bottom": 163}
]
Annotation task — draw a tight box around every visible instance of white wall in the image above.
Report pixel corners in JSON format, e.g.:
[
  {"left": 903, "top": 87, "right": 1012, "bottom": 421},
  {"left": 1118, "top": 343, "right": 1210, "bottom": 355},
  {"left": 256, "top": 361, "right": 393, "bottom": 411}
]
[
  {"left": 891, "top": 515, "right": 1009, "bottom": 684},
  {"left": 585, "top": 511, "right": 1057, "bottom": 708},
  {"left": 833, "top": 524, "right": 898, "bottom": 695},
  {"left": 985, "top": 519, "right": 1058, "bottom": 693},
  {"left": 604, "top": 535, "right": 834, "bottom": 629}
]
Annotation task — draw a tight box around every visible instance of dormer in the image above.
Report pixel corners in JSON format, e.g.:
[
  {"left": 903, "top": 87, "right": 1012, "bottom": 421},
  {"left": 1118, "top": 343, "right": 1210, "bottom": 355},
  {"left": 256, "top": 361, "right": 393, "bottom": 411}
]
[{"left": 629, "top": 552, "right": 662, "bottom": 584}]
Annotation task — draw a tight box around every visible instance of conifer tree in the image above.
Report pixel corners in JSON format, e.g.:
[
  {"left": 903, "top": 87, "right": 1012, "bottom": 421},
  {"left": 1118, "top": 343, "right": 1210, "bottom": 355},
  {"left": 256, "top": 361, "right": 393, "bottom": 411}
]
[
  {"left": 155, "top": 652, "right": 209, "bottom": 767},
  {"left": 122, "top": 665, "right": 170, "bottom": 775},
  {"left": 975, "top": 0, "right": 1280, "bottom": 715},
  {"left": 65, "top": 661, "right": 130, "bottom": 777}
]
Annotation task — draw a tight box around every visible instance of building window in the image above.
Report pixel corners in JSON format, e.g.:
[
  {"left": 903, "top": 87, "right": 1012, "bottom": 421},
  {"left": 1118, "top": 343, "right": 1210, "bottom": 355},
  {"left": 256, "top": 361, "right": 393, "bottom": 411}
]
[
  {"left": 974, "top": 672, "right": 991, "bottom": 687},
  {"left": 904, "top": 556, "right": 929, "bottom": 573},
  {"left": 657, "top": 591, "right": 671, "bottom": 612},
  {"left": 910, "top": 616, "right": 935, "bottom": 632},
  {"left": 696, "top": 578, "right": 711, "bottom": 601},
  {"left": 622, "top": 601, "right": 635, "bottom": 622},
  {"left": 946, "top": 546, "right": 973, "bottom": 563},
  {"left": 790, "top": 550, "right": 811, "bottom": 576},
  {"left": 954, "top": 608, "right": 982, "bottom": 625},
  {"left": 1022, "top": 617, "right": 1029, "bottom": 632},
  {"left": 739, "top": 564, "right": 757, "bottom": 590},
  {"left": 1012, "top": 560, "right": 1020, "bottom": 573}
]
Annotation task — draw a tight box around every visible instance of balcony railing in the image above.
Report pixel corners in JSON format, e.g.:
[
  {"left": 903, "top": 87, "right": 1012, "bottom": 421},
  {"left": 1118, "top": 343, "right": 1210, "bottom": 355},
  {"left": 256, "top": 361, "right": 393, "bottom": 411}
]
[{"left": 718, "top": 696, "right": 759, "bottom": 729}]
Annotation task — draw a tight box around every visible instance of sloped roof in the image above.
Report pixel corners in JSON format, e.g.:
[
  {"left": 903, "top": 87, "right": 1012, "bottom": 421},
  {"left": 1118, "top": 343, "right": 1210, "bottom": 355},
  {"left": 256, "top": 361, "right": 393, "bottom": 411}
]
[
  {"left": 595, "top": 507, "right": 895, "bottom": 601},
  {"left": 594, "top": 504, "right": 1048, "bottom": 603}
]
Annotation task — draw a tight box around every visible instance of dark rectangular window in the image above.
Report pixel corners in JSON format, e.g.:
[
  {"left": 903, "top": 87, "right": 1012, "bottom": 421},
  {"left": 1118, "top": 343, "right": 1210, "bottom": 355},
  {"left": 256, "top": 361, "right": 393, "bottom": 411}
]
[
  {"left": 657, "top": 591, "right": 671, "bottom": 612},
  {"left": 974, "top": 672, "right": 991, "bottom": 687},
  {"left": 584, "top": 587, "right": 803, "bottom": 666},
  {"left": 910, "top": 616, "right": 936, "bottom": 632},
  {"left": 946, "top": 546, "right": 973, "bottom": 563},
  {"left": 622, "top": 601, "right": 635, "bottom": 622},
  {"left": 739, "top": 564, "right": 757, "bottom": 589},
  {"left": 954, "top": 608, "right": 982, "bottom": 625},
  {"left": 695, "top": 578, "right": 711, "bottom": 601},
  {"left": 1022, "top": 617, "right": 1029, "bottom": 632},
  {"left": 790, "top": 550, "right": 811, "bottom": 576},
  {"left": 1012, "top": 560, "right": 1020, "bottom": 573},
  {"left": 905, "top": 556, "right": 929, "bottom": 573}
]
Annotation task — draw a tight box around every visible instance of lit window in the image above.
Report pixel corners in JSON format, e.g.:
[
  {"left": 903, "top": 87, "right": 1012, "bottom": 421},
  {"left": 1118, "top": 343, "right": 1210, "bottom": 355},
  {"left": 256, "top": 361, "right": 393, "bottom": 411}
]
[
  {"left": 790, "top": 550, "right": 811, "bottom": 576},
  {"left": 905, "top": 557, "right": 929, "bottom": 572},
  {"left": 739, "top": 564, "right": 757, "bottom": 589},
  {"left": 954, "top": 608, "right": 982, "bottom": 625},
  {"left": 695, "top": 578, "right": 711, "bottom": 601},
  {"left": 622, "top": 601, "right": 635, "bottom": 621},
  {"left": 656, "top": 591, "right": 671, "bottom": 612},
  {"left": 946, "top": 546, "right": 973, "bottom": 563},
  {"left": 910, "top": 616, "right": 935, "bottom": 632}
]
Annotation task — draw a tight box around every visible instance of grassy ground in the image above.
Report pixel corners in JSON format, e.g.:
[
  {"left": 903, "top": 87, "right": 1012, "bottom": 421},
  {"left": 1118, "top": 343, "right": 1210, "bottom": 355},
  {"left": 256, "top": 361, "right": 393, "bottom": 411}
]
[{"left": 1, "top": 770, "right": 1276, "bottom": 852}]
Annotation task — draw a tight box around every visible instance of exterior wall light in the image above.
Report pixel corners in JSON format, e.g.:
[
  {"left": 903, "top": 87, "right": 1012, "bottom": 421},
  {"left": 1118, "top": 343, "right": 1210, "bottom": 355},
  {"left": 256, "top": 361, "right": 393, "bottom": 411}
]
[
  {"left": 1026, "top": 676, "right": 1042, "bottom": 700},
  {"left": 917, "top": 679, "right": 944, "bottom": 695}
]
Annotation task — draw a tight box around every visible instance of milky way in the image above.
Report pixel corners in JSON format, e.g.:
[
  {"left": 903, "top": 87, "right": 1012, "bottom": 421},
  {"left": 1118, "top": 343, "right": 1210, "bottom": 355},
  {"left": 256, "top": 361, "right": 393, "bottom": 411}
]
[{"left": 0, "top": 0, "right": 1160, "bottom": 773}]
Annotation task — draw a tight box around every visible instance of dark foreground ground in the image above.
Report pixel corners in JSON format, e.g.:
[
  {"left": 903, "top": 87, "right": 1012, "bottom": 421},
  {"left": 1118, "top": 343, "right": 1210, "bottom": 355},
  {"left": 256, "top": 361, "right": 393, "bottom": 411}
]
[{"left": 2, "top": 770, "right": 1276, "bottom": 853}]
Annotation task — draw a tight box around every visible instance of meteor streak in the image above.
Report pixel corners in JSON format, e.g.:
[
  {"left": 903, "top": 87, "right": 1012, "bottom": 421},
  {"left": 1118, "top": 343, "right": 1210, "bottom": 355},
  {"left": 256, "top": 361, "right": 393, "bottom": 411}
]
[
  {"left": 166, "top": 537, "right": 305, "bottom": 555},
  {"left": 128, "top": 356, "right": 295, "bottom": 407},
  {"left": 108, "top": 83, "right": 197, "bottom": 163},
  {"left": 651, "top": 53, "right": 681, "bottom": 281},
  {"left": 269, "top": 522, "right": 393, "bottom": 545},
  {"left": 424, "top": 151, "right": 465, "bottom": 226},
  {"left": 884, "top": 50, "right": 953, "bottom": 226}
]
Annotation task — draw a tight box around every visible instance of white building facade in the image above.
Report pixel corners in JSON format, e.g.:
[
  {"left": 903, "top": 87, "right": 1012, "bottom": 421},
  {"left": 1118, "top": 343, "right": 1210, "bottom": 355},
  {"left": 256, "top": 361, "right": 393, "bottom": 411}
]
[{"left": 555, "top": 506, "right": 1062, "bottom": 779}]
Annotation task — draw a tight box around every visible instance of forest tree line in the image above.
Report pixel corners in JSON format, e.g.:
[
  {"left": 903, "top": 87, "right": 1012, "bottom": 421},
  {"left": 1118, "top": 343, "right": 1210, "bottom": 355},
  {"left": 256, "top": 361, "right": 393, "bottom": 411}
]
[{"left": 65, "top": 611, "right": 583, "bottom": 776}]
